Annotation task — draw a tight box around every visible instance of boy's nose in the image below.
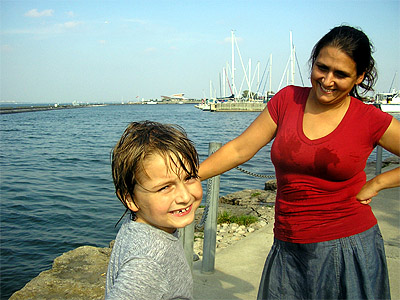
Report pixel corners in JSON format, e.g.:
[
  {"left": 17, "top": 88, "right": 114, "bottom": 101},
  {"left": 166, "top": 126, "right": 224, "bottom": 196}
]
[{"left": 175, "top": 184, "right": 191, "bottom": 204}]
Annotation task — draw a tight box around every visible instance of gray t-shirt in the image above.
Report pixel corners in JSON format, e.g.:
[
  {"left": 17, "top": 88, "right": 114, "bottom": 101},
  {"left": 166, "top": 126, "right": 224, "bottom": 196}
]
[{"left": 105, "top": 218, "right": 193, "bottom": 299}]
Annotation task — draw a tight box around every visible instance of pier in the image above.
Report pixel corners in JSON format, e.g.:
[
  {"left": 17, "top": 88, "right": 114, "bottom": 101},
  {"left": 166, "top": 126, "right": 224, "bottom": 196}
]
[{"left": 210, "top": 102, "right": 267, "bottom": 112}]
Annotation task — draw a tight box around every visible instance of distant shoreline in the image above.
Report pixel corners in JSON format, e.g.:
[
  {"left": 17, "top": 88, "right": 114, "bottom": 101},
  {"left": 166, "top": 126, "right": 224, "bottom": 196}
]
[
  {"left": 0, "top": 100, "right": 202, "bottom": 115},
  {"left": 0, "top": 104, "right": 96, "bottom": 114}
]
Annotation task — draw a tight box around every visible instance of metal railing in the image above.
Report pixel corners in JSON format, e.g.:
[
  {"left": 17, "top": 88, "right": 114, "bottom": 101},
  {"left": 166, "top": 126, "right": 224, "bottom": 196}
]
[{"left": 376, "top": 145, "right": 383, "bottom": 175}]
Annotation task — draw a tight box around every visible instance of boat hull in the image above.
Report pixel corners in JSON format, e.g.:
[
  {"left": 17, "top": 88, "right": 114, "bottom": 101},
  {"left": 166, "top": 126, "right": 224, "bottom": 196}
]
[{"left": 379, "top": 104, "right": 400, "bottom": 113}]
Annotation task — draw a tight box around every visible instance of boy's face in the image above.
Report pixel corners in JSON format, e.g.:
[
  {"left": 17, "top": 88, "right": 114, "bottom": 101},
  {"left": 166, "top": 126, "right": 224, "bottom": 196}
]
[{"left": 128, "top": 153, "right": 203, "bottom": 233}]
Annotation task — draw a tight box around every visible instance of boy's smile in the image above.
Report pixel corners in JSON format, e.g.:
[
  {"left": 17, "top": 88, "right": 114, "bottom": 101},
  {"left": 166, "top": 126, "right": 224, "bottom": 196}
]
[
  {"left": 128, "top": 153, "right": 203, "bottom": 233},
  {"left": 169, "top": 204, "right": 193, "bottom": 216}
]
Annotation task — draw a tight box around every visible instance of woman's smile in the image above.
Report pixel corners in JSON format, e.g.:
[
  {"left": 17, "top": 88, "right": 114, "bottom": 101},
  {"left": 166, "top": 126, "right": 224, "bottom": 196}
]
[{"left": 319, "top": 83, "right": 335, "bottom": 94}]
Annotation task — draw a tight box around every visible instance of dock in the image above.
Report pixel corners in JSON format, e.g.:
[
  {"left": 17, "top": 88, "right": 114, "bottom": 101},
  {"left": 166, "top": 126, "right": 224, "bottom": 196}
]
[{"left": 210, "top": 102, "right": 267, "bottom": 112}]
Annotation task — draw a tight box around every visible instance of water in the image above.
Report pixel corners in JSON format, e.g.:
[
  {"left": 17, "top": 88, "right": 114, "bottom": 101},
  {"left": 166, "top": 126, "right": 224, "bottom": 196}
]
[
  {"left": 0, "top": 104, "right": 397, "bottom": 299},
  {"left": 0, "top": 104, "right": 270, "bottom": 298}
]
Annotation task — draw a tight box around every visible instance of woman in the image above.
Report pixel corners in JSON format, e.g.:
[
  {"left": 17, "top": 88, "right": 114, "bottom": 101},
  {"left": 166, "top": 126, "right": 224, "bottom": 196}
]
[{"left": 199, "top": 25, "right": 400, "bottom": 299}]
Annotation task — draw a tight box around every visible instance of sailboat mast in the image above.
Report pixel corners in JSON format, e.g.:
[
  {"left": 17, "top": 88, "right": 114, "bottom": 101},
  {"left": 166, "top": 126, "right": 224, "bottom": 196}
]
[
  {"left": 209, "top": 80, "right": 212, "bottom": 99},
  {"left": 257, "top": 61, "right": 260, "bottom": 100},
  {"left": 290, "top": 31, "right": 295, "bottom": 85},
  {"left": 222, "top": 67, "right": 226, "bottom": 97},
  {"left": 231, "top": 30, "right": 235, "bottom": 99},
  {"left": 269, "top": 54, "right": 272, "bottom": 95},
  {"left": 249, "top": 58, "right": 252, "bottom": 100}
]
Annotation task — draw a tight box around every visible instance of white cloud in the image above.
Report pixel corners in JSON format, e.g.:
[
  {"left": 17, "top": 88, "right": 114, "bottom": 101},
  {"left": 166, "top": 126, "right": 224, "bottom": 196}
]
[
  {"left": 24, "top": 9, "right": 54, "bottom": 18},
  {"left": 66, "top": 11, "right": 75, "bottom": 18},
  {"left": 61, "top": 21, "right": 82, "bottom": 29}
]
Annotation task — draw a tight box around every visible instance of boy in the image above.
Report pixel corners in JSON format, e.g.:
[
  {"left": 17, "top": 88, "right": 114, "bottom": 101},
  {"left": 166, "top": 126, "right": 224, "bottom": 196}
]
[{"left": 105, "top": 121, "right": 203, "bottom": 300}]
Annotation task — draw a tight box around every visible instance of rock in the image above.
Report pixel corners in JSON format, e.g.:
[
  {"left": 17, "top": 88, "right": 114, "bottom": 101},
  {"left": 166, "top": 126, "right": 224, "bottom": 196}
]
[
  {"left": 219, "top": 189, "right": 276, "bottom": 206},
  {"left": 365, "top": 156, "right": 399, "bottom": 174},
  {"left": 10, "top": 246, "right": 111, "bottom": 300},
  {"left": 383, "top": 156, "right": 399, "bottom": 165},
  {"left": 264, "top": 179, "right": 277, "bottom": 191}
]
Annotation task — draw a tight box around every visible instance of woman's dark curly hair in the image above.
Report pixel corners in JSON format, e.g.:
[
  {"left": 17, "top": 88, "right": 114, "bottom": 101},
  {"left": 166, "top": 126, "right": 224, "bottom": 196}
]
[{"left": 309, "top": 25, "right": 377, "bottom": 100}]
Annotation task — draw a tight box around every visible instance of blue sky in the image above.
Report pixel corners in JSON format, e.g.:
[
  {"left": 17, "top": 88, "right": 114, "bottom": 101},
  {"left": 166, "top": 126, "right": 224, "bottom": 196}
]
[{"left": 1, "top": 0, "right": 399, "bottom": 103}]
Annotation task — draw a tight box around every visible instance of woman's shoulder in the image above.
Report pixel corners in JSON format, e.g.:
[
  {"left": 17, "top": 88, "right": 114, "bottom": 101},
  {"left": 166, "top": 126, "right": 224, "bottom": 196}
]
[
  {"left": 274, "top": 85, "right": 310, "bottom": 100},
  {"left": 349, "top": 97, "right": 393, "bottom": 135},
  {"left": 350, "top": 97, "right": 392, "bottom": 118},
  {"left": 270, "top": 85, "right": 310, "bottom": 107},
  {"left": 281, "top": 85, "right": 310, "bottom": 94}
]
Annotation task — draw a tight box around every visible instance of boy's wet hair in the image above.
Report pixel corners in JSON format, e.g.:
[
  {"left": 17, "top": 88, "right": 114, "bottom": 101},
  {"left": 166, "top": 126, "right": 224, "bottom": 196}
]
[{"left": 111, "top": 120, "right": 199, "bottom": 222}]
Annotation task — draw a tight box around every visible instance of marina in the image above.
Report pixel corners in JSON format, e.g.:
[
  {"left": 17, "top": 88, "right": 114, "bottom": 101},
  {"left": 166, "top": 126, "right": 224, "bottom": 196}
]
[{"left": 374, "top": 90, "right": 400, "bottom": 113}]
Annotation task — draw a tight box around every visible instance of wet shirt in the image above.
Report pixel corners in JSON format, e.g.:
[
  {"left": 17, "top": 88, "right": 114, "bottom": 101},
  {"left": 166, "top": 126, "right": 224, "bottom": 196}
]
[{"left": 268, "top": 85, "right": 392, "bottom": 243}]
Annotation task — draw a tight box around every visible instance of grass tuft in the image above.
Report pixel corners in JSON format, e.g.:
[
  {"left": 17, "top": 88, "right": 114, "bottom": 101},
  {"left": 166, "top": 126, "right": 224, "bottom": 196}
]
[{"left": 217, "top": 211, "right": 258, "bottom": 226}]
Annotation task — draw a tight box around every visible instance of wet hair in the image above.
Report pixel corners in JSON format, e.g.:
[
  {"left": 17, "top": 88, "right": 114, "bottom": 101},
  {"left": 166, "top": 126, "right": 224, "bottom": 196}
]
[
  {"left": 309, "top": 25, "right": 377, "bottom": 100},
  {"left": 111, "top": 120, "right": 199, "bottom": 223}
]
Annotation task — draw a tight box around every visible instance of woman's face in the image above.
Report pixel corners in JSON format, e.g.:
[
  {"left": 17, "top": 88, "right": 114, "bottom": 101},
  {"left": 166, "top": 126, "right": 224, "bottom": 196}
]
[{"left": 310, "top": 46, "right": 365, "bottom": 106}]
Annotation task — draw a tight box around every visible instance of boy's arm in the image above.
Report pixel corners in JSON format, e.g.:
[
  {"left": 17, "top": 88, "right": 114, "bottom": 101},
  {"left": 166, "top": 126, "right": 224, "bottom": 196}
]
[{"left": 106, "top": 258, "right": 167, "bottom": 300}]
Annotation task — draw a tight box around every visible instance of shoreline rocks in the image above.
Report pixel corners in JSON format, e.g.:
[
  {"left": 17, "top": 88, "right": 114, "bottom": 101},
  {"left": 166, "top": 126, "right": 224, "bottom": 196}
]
[
  {"left": 193, "top": 188, "right": 276, "bottom": 258},
  {"left": 10, "top": 246, "right": 111, "bottom": 300},
  {"left": 10, "top": 188, "right": 276, "bottom": 300}
]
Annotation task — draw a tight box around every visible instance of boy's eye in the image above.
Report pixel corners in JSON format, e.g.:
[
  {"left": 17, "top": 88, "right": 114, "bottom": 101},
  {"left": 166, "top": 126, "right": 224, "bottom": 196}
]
[{"left": 158, "top": 185, "right": 172, "bottom": 192}]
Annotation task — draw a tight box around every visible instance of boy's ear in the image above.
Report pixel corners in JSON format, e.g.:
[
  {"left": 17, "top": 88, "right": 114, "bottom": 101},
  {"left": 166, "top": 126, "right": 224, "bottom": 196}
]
[{"left": 125, "top": 193, "right": 139, "bottom": 212}]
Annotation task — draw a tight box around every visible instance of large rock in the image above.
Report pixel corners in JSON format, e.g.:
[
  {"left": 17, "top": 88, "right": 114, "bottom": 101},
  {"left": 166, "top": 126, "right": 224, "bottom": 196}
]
[{"left": 10, "top": 246, "right": 111, "bottom": 300}]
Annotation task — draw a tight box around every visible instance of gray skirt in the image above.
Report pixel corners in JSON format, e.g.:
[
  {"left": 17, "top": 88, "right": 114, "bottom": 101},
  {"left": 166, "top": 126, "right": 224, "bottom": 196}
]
[{"left": 257, "top": 225, "right": 390, "bottom": 299}]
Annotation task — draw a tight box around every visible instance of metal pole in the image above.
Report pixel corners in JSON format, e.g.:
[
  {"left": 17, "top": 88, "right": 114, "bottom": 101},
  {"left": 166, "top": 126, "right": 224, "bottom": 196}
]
[
  {"left": 180, "top": 222, "right": 194, "bottom": 271},
  {"left": 375, "top": 103, "right": 383, "bottom": 175},
  {"left": 201, "top": 142, "right": 222, "bottom": 274},
  {"left": 376, "top": 145, "right": 383, "bottom": 175}
]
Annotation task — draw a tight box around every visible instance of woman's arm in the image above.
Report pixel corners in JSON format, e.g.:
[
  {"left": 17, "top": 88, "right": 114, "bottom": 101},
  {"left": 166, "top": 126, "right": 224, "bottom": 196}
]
[
  {"left": 198, "top": 107, "right": 277, "bottom": 181},
  {"left": 357, "top": 117, "right": 400, "bottom": 204}
]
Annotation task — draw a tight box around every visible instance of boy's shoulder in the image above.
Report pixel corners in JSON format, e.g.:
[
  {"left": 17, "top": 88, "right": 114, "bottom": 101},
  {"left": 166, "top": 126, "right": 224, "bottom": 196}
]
[{"left": 114, "top": 219, "right": 180, "bottom": 257}]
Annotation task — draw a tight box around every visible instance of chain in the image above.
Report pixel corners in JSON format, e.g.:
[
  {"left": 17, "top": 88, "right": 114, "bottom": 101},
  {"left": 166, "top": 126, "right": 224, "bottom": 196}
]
[
  {"left": 196, "top": 146, "right": 220, "bottom": 230},
  {"left": 195, "top": 177, "right": 213, "bottom": 229},
  {"left": 235, "top": 166, "right": 275, "bottom": 178}
]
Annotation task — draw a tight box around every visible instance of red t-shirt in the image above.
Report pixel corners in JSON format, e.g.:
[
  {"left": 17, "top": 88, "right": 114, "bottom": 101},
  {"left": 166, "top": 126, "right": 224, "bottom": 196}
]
[{"left": 268, "top": 85, "right": 393, "bottom": 243}]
